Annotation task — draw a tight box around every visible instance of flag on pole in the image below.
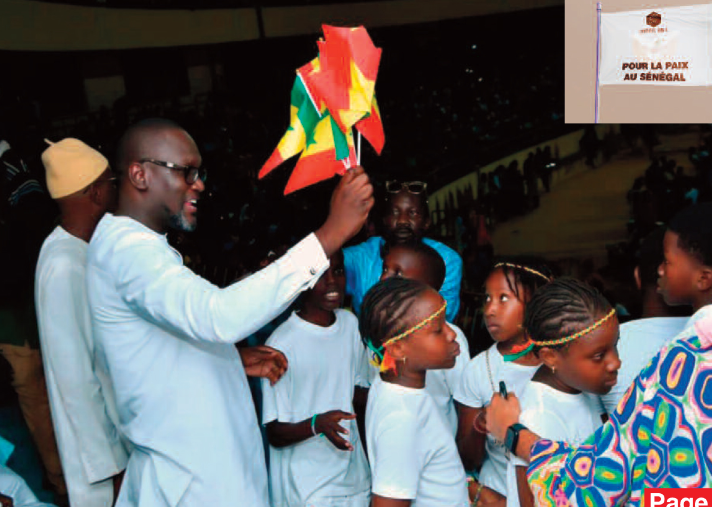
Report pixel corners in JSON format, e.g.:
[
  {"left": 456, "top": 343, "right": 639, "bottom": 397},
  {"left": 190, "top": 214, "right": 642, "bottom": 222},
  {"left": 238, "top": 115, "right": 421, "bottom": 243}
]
[
  {"left": 259, "top": 71, "right": 355, "bottom": 193},
  {"left": 259, "top": 25, "right": 384, "bottom": 194},
  {"left": 309, "top": 25, "right": 381, "bottom": 133},
  {"left": 258, "top": 75, "right": 320, "bottom": 179},
  {"left": 284, "top": 114, "right": 356, "bottom": 195},
  {"left": 599, "top": 4, "right": 712, "bottom": 86}
]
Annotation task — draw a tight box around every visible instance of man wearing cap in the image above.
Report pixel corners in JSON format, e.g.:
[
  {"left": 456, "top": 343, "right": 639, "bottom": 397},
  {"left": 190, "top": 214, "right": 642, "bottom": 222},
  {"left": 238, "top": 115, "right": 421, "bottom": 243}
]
[
  {"left": 35, "top": 139, "right": 127, "bottom": 507},
  {"left": 85, "top": 118, "right": 373, "bottom": 507}
]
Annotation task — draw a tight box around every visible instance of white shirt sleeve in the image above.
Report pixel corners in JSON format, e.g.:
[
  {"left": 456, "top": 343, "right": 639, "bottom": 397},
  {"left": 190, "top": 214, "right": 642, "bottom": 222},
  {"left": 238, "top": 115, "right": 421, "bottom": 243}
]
[
  {"left": 112, "top": 232, "right": 329, "bottom": 344},
  {"left": 353, "top": 332, "right": 372, "bottom": 389},
  {"left": 0, "top": 464, "right": 54, "bottom": 507},
  {"left": 36, "top": 255, "right": 127, "bottom": 484},
  {"left": 511, "top": 407, "right": 569, "bottom": 468},
  {"left": 370, "top": 411, "right": 422, "bottom": 500},
  {"left": 445, "top": 326, "right": 471, "bottom": 401},
  {"left": 455, "top": 352, "right": 489, "bottom": 408},
  {"left": 261, "top": 340, "right": 294, "bottom": 425}
]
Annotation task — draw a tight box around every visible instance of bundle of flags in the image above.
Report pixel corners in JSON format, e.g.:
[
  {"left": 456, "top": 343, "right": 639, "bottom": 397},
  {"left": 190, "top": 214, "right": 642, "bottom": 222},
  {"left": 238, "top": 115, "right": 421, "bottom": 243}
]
[{"left": 259, "top": 25, "right": 385, "bottom": 194}]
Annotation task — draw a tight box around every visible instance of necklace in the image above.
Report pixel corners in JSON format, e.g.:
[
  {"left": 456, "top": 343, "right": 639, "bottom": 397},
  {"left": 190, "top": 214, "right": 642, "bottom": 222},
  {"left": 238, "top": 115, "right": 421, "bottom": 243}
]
[{"left": 502, "top": 341, "right": 534, "bottom": 362}]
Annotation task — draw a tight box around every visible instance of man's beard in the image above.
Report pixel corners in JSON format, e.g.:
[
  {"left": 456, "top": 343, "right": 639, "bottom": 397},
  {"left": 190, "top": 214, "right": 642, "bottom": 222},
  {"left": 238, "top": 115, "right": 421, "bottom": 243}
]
[{"left": 168, "top": 210, "right": 196, "bottom": 232}]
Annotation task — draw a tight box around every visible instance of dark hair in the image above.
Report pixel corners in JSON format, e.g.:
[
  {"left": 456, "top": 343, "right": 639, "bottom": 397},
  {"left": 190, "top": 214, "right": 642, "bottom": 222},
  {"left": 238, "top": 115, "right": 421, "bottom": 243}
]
[
  {"left": 359, "top": 277, "right": 431, "bottom": 351},
  {"left": 637, "top": 226, "right": 667, "bottom": 287},
  {"left": 525, "top": 277, "right": 612, "bottom": 352},
  {"left": 488, "top": 256, "right": 554, "bottom": 303},
  {"left": 668, "top": 202, "right": 712, "bottom": 267},
  {"left": 382, "top": 242, "right": 445, "bottom": 290}
]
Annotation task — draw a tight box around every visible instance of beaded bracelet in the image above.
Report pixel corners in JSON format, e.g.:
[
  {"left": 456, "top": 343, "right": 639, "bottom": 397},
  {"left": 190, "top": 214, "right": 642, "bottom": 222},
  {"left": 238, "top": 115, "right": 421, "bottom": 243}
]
[{"left": 471, "top": 482, "right": 484, "bottom": 507}]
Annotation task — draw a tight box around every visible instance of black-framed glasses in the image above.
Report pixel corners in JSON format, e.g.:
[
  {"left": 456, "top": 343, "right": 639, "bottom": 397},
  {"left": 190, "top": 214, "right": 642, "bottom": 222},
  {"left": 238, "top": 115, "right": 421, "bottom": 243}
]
[
  {"left": 139, "top": 158, "right": 207, "bottom": 185},
  {"left": 385, "top": 180, "right": 427, "bottom": 194}
]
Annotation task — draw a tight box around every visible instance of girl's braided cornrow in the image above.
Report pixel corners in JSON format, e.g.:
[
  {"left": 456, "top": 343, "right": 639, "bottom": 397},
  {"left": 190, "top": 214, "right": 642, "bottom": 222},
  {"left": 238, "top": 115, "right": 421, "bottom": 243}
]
[
  {"left": 525, "top": 277, "right": 612, "bottom": 352},
  {"left": 359, "top": 277, "right": 430, "bottom": 352}
]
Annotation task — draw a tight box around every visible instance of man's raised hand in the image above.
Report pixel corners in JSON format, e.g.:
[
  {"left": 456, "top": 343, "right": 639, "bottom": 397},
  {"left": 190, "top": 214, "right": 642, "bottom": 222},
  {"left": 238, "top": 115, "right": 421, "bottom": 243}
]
[{"left": 316, "top": 166, "right": 374, "bottom": 258}]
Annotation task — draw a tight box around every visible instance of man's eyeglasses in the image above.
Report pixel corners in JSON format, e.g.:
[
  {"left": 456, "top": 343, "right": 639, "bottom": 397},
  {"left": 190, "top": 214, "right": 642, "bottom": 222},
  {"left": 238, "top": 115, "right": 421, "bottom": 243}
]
[
  {"left": 385, "top": 181, "right": 428, "bottom": 195},
  {"left": 139, "top": 158, "right": 207, "bottom": 185}
]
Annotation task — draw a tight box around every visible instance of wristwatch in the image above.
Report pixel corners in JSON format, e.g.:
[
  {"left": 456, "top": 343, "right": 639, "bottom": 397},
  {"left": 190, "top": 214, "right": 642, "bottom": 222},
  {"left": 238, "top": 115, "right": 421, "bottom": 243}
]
[{"left": 504, "top": 423, "right": 527, "bottom": 455}]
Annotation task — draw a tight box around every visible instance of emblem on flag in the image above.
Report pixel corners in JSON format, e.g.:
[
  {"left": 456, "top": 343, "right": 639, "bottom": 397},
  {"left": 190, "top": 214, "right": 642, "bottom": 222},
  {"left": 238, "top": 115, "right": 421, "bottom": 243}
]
[{"left": 646, "top": 12, "right": 661, "bottom": 27}]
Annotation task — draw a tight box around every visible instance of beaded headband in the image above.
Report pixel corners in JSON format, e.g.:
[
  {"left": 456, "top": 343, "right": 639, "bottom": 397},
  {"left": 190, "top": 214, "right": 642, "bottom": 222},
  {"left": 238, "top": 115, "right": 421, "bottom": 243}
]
[
  {"left": 366, "top": 301, "right": 448, "bottom": 372},
  {"left": 531, "top": 308, "right": 616, "bottom": 347},
  {"left": 494, "top": 262, "right": 552, "bottom": 283}
]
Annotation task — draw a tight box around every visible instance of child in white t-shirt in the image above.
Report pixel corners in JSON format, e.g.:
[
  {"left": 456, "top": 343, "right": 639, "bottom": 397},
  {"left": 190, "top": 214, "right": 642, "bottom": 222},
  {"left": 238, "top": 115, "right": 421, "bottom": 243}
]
[
  {"left": 360, "top": 277, "right": 469, "bottom": 507},
  {"left": 261, "top": 250, "right": 371, "bottom": 507},
  {"left": 506, "top": 277, "right": 621, "bottom": 507},
  {"left": 455, "top": 258, "right": 553, "bottom": 501},
  {"left": 375, "top": 242, "right": 470, "bottom": 436}
]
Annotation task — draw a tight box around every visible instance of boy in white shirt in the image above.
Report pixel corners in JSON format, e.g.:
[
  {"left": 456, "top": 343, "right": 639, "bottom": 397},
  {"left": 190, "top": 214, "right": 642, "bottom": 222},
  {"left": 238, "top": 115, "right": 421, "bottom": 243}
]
[{"left": 262, "top": 250, "right": 371, "bottom": 507}]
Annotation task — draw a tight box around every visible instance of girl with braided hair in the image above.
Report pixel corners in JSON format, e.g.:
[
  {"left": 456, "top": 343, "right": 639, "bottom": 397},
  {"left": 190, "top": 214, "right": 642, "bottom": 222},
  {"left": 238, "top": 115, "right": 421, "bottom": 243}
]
[
  {"left": 506, "top": 277, "right": 621, "bottom": 507},
  {"left": 359, "top": 277, "right": 469, "bottom": 507},
  {"left": 455, "top": 258, "right": 552, "bottom": 503}
]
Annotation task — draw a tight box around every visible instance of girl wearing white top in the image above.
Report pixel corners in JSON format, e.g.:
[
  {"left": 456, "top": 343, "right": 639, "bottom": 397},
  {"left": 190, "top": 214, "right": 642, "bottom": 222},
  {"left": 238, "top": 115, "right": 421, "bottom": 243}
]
[
  {"left": 507, "top": 278, "right": 621, "bottom": 507},
  {"left": 455, "top": 259, "right": 553, "bottom": 502},
  {"left": 360, "top": 278, "right": 472, "bottom": 507}
]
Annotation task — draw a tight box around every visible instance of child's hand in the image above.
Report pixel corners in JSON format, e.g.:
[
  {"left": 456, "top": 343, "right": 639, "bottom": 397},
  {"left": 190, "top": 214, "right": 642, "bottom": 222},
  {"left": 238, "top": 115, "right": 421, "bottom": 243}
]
[
  {"left": 315, "top": 410, "right": 357, "bottom": 451},
  {"left": 238, "top": 346, "right": 288, "bottom": 385}
]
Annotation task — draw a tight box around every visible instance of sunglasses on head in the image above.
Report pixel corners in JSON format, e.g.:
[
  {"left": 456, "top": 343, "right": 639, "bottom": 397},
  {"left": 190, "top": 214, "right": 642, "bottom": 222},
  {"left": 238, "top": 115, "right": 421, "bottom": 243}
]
[{"left": 385, "top": 181, "right": 428, "bottom": 195}]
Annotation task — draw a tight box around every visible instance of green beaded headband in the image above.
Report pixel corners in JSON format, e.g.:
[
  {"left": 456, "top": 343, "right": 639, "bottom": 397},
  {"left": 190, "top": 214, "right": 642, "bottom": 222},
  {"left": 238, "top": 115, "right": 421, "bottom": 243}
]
[
  {"left": 531, "top": 308, "right": 616, "bottom": 347},
  {"left": 494, "top": 262, "right": 552, "bottom": 283}
]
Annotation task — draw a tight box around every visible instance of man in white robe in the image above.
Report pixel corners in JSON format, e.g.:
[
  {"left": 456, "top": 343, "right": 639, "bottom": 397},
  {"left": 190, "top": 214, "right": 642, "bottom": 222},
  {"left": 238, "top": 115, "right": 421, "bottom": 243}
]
[
  {"left": 86, "top": 119, "right": 374, "bottom": 507},
  {"left": 34, "top": 138, "right": 128, "bottom": 507}
]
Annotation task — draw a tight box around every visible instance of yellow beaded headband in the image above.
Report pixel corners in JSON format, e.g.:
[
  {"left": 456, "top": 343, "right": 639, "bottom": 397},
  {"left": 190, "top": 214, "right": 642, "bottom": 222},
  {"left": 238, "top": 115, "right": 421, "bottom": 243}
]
[
  {"left": 366, "top": 301, "right": 448, "bottom": 372},
  {"left": 383, "top": 301, "right": 448, "bottom": 347},
  {"left": 495, "top": 262, "right": 552, "bottom": 283},
  {"left": 531, "top": 308, "right": 616, "bottom": 347}
]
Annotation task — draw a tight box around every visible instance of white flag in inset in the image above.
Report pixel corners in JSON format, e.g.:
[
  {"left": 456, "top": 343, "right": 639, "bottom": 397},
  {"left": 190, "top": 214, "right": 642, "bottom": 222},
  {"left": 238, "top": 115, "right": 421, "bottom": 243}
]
[{"left": 599, "top": 4, "right": 712, "bottom": 86}]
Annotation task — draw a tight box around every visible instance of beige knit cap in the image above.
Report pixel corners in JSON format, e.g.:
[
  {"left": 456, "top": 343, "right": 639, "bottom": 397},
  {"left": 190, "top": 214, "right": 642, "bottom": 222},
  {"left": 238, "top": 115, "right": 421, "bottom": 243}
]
[{"left": 42, "top": 138, "right": 109, "bottom": 199}]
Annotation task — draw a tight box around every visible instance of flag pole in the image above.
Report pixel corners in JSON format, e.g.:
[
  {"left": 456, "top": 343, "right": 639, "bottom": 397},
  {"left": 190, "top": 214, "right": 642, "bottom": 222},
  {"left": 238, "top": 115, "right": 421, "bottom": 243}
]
[
  {"left": 595, "top": 2, "right": 602, "bottom": 123},
  {"left": 357, "top": 131, "right": 362, "bottom": 165}
]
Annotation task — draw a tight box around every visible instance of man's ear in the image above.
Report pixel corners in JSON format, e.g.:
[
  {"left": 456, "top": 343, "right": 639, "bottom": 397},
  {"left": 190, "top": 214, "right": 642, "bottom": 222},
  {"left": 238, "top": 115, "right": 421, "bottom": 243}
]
[
  {"left": 127, "top": 162, "right": 148, "bottom": 190},
  {"left": 422, "top": 213, "right": 432, "bottom": 232},
  {"left": 633, "top": 266, "right": 642, "bottom": 291},
  {"left": 696, "top": 265, "right": 712, "bottom": 292},
  {"left": 88, "top": 180, "right": 102, "bottom": 207}
]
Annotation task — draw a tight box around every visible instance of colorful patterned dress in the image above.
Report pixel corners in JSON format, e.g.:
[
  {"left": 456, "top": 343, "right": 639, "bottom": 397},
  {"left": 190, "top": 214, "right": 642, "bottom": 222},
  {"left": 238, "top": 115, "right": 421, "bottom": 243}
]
[{"left": 526, "top": 311, "right": 712, "bottom": 507}]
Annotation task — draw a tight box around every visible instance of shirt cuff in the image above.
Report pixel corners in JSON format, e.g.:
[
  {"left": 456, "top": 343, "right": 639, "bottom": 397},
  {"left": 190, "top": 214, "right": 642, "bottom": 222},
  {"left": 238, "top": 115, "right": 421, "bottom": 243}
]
[{"left": 291, "top": 233, "right": 330, "bottom": 288}]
